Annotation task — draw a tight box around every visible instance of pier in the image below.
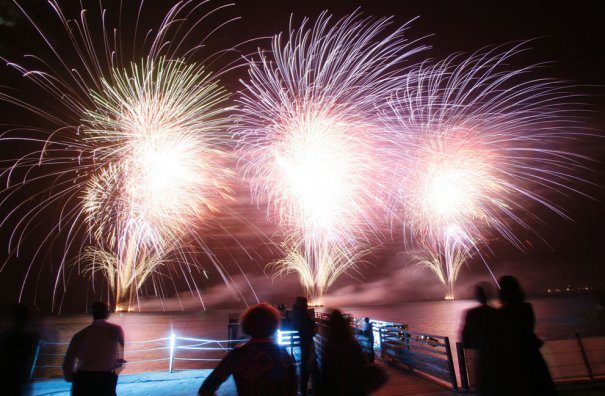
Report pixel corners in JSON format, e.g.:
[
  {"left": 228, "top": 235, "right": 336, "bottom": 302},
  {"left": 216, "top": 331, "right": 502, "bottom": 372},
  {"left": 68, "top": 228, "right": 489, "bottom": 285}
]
[{"left": 30, "top": 312, "right": 605, "bottom": 395}]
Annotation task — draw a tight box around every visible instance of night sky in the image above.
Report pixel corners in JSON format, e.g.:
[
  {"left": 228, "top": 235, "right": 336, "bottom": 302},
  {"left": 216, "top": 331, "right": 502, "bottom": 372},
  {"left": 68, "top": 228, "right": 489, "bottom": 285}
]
[{"left": 0, "top": 0, "right": 604, "bottom": 313}]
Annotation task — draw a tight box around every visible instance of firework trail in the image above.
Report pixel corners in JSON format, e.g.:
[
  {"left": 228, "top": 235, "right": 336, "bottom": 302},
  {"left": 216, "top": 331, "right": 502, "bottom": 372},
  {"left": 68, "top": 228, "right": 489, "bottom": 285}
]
[
  {"left": 235, "top": 11, "right": 427, "bottom": 303},
  {"left": 268, "top": 237, "right": 369, "bottom": 304},
  {"left": 412, "top": 225, "right": 474, "bottom": 300},
  {"left": 0, "top": 1, "right": 240, "bottom": 310},
  {"left": 379, "top": 45, "right": 591, "bottom": 298}
]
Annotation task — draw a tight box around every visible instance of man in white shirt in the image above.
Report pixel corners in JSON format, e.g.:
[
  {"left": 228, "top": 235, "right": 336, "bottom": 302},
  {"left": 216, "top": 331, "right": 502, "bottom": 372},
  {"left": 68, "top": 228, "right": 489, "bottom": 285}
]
[{"left": 63, "top": 301, "right": 125, "bottom": 396}]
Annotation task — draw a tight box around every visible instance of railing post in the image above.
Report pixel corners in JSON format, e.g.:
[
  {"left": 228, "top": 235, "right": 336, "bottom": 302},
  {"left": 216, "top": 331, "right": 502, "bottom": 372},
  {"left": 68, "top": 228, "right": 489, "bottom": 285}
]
[
  {"left": 456, "top": 342, "right": 469, "bottom": 391},
  {"left": 575, "top": 333, "right": 594, "bottom": 380},
  {"left": 168, "top": 333, "right": 176, "bottom": 373},
  {"left": 29, "top": 339, "right": 42, "bottom": 382},
  {"left": 443, "top": 337, "right": 458, "bottom": 392},
  {"left": 378, "top": 327, "right": 384, "bottom": 360}
]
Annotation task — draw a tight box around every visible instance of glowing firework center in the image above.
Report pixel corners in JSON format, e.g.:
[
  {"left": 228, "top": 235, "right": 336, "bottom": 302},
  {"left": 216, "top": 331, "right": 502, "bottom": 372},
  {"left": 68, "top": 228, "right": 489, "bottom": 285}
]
[
  {"left": 418, "top": 144, "right": 491, "bottom": 238},
  {"left": 274, "top": 116, "right": 363, "bottom": 240},
  {"left": 81, "top": 58, "right": 233, "bottom": 308}
]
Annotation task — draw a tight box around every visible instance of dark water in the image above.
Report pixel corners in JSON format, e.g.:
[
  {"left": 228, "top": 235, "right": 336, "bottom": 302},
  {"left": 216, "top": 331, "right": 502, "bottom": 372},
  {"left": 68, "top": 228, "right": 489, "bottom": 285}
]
[
  {"left": 343, "top": 295, "right": 604, "bottom": 343},
  {"left": 39, "top": 295, "right": 603, "bottom": 344},
  {"left": 33, "top": 295, "right": 603, "bottom": 376}
]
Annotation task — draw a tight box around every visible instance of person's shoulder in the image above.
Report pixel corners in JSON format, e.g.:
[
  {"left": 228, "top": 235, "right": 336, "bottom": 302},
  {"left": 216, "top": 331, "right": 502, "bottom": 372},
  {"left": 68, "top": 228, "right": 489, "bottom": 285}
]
[
  {"left": 521, "top": 302, "right": 535, "bottom": 313},
  {"left": 75, "top": 324, "right": 93, "bottom": 336},
  {"left": 96, "top": 320, "right": 123, "bottom": 332},
  {"left": 107, "top": 321, "right": 123, "bottom": 330},
  {"left": 240, "top": 340, "right": 284, "bottom": 353}
]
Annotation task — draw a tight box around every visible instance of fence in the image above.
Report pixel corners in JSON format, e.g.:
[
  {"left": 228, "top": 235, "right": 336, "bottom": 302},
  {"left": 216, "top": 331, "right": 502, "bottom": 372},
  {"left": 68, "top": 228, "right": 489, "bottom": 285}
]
[
  {"left": 31, "top": 313, "right": 457, "bottom": 391},
  {"left": 379, "top": 326, "right": 457, "bottom": 390},
  {"left": 30, "top": 313, "right": 605, "bottom": 392},
  {"left": 312, "top": 313, "right": 459, "bottom": 390},
  {"left": 30, "top": 334, "right": 249, "bottom": 381},
  {"left": 457, "top": 334, "right": 605, "bottom": 392}
]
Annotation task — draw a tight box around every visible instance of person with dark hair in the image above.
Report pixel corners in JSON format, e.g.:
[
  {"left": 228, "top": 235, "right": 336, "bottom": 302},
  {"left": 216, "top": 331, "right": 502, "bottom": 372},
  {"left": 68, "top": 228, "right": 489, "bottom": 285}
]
[
  {"left": 320, "top": 309, "right": 386, "bottom": 395},
  {"left": 0, "top": 302, "right": 38, "bottom": 396},
  {"left": 498, "top": 275, "right": 557, "bottom": 396},
  {"left": 461, "top": 283, "right": 497, "bottom": 395},
  {"left": 198, "top": 303, "right": 297, "bottom": 396},
  {"left": 63, "top": 301, "right": 125, "bottom": 396},
  {"left": 291, "top": 296, "right": 318, "bottom": 396}
]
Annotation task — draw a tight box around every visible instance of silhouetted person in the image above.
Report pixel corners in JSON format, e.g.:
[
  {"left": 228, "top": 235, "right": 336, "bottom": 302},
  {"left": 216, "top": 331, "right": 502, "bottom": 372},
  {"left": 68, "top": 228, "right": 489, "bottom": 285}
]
[
  {"left": 0, "top": 303, "right": 38, "bottom": 396},
  {"left": 198, "top": 303, "right": 297, "bottom": 396},
  {"left": 461, "top": 283, "right": 497, "bottom": 395},
  {"left": 63, "top": 301, "right": 125, "bottom": 396},
  {"left": 291, "top": 296, "right": 317, "bottom": 396},
  {"left": 321, "top": 310, "right": 387, "bottom": 395},
  {"left": 363, "top": 317, "right": 375, "bottom": 363},
  {"left": 499, "top": 276, "right": 557, "bottom": 396}
]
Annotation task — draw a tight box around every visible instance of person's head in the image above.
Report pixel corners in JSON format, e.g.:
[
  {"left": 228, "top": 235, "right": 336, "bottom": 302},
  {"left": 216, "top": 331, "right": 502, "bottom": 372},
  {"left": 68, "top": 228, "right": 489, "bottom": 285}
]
[
  {"left": 474, "top": 282, "right": 492, "bottom": 304},
  {"left": 364, "top": 317, "right": 370, "bottom": 324},
  {"left": 8, "top": 302, "right": 31, "bottom": 329},
  {"left": 498, "top": 276, "right": 525, "bottom": 305},
  {"left": 91, "top": 301, "right": 110, "bottom": 320},
  {"left": 327, "top": 309, "right": 352, "bottom": 340},
  {"left": 240, "top": 303, "right": 281, "bottom": 339},
  {"left": 293, "top": 296, "right": 308, "bottom": 310}
]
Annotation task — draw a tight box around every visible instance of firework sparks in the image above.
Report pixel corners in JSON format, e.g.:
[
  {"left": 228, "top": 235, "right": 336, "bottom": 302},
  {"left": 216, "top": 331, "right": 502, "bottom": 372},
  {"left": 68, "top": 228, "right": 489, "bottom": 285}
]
[
  {"left": 84, "top": 57, "right": 234, "bottom": 243},
  {"left": 380, "top": 45, "right": 590, "bottom": 298},
  {"left": 269, "top": 238, "right": 368, "bottom": 305},
  {"left": 0, "top": 1, "right": 237, "bottom": 309},
  {"left": 235, "top": 11, "right": 427, "bottom": 302}
]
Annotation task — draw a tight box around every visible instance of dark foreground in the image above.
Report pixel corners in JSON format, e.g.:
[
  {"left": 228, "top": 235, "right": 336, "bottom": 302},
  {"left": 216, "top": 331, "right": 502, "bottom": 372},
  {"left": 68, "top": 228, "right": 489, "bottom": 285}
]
[{"left": 32, "top": 363, "right": 605, "bottom": 396}]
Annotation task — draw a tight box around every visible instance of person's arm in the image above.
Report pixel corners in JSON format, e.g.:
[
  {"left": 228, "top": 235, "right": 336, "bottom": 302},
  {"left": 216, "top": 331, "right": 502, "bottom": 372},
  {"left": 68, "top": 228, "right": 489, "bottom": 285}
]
[
  {"left": 117, "top": 326, "right": 125, "bottom": 348},
  {"left": 198, "top": 350, "right": 235, "bottom": 396},
  {"left": 115, "top": 326, "right": 126, "bottom": 371},
  {"left": 527, "top": 303, "right": 536, "bottom": 333},
  {"left": 62, "top": 335, "right": 78, "bottom": 382},
  {"left": 461, "top": 311, "right": 474, "bottom": 348},
  {"left": 519, "top": 303, "right": 536, "bottom": 336}
]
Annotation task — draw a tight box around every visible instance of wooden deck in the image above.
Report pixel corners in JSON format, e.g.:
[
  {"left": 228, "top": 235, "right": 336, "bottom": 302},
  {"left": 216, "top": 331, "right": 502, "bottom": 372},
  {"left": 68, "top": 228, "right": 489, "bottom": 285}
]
[{"left": 373, "top": 360, "right": 456, "bottom": 396}]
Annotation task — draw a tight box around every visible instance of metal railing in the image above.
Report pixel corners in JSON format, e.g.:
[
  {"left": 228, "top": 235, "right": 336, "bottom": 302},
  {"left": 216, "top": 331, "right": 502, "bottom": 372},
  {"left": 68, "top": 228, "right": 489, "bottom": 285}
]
[
  {"left": 31, "top": 329, "right": 304, "bottom": 381},
  {"left": 33, "top": 313, "right": 600, "bottom": 393},
  {"left": 30, "top": 333, "right": 250, "bottom": 380},
  {"left": 379, "top": 326, "right": 457, "bottom": 390},
  {"left": 456, "top": 334, "right": 605, "bottom": 392}
]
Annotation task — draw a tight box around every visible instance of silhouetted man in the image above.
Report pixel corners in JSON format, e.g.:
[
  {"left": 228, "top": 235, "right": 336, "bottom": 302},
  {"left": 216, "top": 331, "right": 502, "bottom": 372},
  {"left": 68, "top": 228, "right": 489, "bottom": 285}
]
[
  {"left": 291, "top": 296, "right": 317, "bottom": 396},
  {"left": 63, "top": 301, "right": 124, "bottom": 396},
  {"left": 0, "top": 303, "right": 38, "bottom": 396},
  {"left": 462, "top": 283, "right": 497, "bottom": 396},
  {"left": 363, "top": 317, "right": 375, "bottom": 363}
]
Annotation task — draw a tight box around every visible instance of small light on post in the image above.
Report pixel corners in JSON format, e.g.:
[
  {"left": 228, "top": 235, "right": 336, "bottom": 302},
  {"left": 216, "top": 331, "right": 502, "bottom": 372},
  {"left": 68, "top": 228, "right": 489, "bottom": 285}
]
[{"left": 168, "top": 332, "right": 176, "bottom": 373}]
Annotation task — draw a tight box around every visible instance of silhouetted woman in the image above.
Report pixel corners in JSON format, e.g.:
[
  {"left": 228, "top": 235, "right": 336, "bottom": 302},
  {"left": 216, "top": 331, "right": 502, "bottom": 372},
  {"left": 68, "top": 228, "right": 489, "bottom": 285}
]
[
  {"left": 320, "top": 309, "right": 367, "bottom": 396},
  {"left": 198, "top": 303, "right": 297, "bottom": 396},
  {"left": 0, "top": 303, "right": 38, "bottom": 396},
  {"left": 499, "top": 275, "right": 557, "bottom": 396}
]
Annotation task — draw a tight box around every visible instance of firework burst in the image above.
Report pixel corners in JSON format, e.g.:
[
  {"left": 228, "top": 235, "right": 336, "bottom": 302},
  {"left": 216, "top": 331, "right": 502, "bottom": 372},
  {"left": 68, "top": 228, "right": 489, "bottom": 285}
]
[
  {"left": 0, "top": 1, "right": 238, "bottom": 309},
  {"left": 269, "top": 237, "right": 369, "bottom": 304},
  {"left": 380, "top": 45, "right": 591, "bottom": 298},
  {"left": 235, "top": 11, "right": 427, "bottom": 302}
]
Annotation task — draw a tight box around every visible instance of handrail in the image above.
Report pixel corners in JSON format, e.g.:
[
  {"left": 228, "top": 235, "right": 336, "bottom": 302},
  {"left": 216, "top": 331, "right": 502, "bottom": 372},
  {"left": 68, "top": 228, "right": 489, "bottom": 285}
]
[
  {"left": 31, "top": 333, "right": 250, "bottom": 380},
  {"left": 456, "top": 334, "right": 605, "bottom": 392},
  {"left": 365, "top": 324, "right": 457, "bottom": 390},
  {"left": 30, "top": 315, "right": 605, "bottom": 390}
]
